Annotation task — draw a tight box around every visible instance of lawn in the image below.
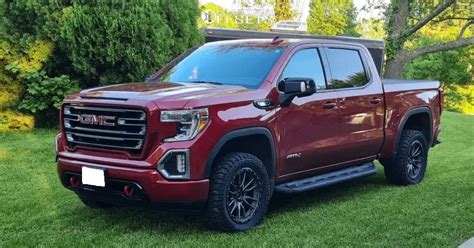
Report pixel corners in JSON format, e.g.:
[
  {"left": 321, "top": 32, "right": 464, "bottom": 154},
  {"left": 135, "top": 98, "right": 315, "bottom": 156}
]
[{"left": 0, "top": 111, "right": 473, "bottom": 247}]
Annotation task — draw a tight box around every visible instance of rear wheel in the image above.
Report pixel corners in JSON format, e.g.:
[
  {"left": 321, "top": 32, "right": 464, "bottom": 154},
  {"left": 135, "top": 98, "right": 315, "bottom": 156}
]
[
  {"left": 382, "top": 129, "right": 428, "bottom": 185},
  {"left": 205, "top": 152, "right": 271, "bottom": 232}
]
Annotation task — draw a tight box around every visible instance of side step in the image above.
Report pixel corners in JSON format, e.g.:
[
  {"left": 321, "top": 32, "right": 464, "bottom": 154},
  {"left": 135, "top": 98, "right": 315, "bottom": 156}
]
[{"left": 275, "top": 163, "right": 377, "bottom": 193}]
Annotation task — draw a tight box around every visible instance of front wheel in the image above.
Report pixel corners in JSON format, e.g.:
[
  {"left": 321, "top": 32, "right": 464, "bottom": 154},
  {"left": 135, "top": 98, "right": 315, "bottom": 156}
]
[
  {"left": 383, "top": 129, "right": 429, "bottom": 185},
  {"left": 205, "top": 152, "right": 271, "bottom": 232}
]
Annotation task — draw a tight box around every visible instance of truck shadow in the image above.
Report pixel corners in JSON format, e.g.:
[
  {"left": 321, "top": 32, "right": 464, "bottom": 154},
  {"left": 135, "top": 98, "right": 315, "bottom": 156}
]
[
  {"left": 81, "top": 173, "right": 389, "bottom": 234},
  {"left": 268, "top": 174, "right": 388, "bottom": 216}
]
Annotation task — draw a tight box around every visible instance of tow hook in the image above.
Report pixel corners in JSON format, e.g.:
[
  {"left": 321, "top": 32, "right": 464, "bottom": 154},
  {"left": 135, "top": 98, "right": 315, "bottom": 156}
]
[
  {"left": 123, "top": 185, "right": 135, "bottom": 198},
  {"left": 69, "top": 176, "right": 80, "bottom": 188}
]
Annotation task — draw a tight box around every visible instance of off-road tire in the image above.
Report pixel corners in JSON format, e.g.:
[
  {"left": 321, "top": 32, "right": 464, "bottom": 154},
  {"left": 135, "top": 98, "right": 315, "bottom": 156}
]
[
  {"left": 383, "top": 129, "right": 428, "bottom": 185},
  {"left": 79, "top": 196, "right": 114, "bottom": 209},
  {"left": 205, "top": 152, "right": 271, "bottom": 232}
]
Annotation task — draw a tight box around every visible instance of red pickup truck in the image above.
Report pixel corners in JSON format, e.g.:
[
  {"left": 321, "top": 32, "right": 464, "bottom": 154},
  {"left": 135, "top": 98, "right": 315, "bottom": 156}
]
[{"left": 55, "top": 35, "right": 442, "bottom": 232}]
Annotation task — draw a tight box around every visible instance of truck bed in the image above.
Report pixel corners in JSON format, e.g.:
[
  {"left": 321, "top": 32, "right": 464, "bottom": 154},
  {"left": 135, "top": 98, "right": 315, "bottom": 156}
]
[
  {"left": 382, "top": 79, "right": 440, "bottom": 92},
  {"left": 379, "top": 78, "right": 442, "bottom": 159}
]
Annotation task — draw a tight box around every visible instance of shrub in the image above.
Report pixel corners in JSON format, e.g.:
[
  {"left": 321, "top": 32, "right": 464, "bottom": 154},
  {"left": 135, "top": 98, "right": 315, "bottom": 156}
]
[
  {"left": 16, "top": 70, "right": 79, "bottom": 113},
  {"left": 2, "top": 40, "right": 54, "bottom": 75},
  {"left": 0, "top": 81, "right": 23, "bottom": 110},
  {"left": 2, "top": 39, "right": 69, "bottom": 113},
  {"left": 445, "top": 85, "right": 474, "bottom": 115},
  {"left": 0, "top": 111, "right": 34, "bottom": 131},
  {"left": 54, "top": 0, "right": 202, "bottom": 86},
  {"left": 158, "top": 0, "right": 203, "bottom": 55},
  {"left": 1, "top": 39, "right": 78, "bottom": 126},
  {"left": 2, "top": 0, "right": 203, "bottom": 126},
  {"left": 405, "top": 44, "right": 473, "bottom": 114},
  {"left": 4, "top": 0, "right": 203, "bottom": 87}
]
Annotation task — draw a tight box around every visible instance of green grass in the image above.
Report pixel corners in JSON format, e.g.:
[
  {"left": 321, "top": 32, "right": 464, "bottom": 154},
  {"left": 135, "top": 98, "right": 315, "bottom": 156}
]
[{"left": 0, "top": 111, "right": 473, "bottom": 247}]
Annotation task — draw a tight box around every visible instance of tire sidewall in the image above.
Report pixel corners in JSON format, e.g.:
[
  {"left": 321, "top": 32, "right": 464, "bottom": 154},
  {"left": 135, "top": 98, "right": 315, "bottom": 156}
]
[
  {"left": 214, "top": 154, "right": 271, "bottom": 231},
  {"left": 399, "top": 131, "right": 429, "bottom": 184}
]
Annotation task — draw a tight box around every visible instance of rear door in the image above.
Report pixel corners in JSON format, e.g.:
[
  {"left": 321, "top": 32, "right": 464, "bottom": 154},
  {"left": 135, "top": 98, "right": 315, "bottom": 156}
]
[
  {"left": 278, "top": 47, "right": 340, "bottom": 176},
  {"left": 322, "top": 46, "right": 384, "bottom": 163}
]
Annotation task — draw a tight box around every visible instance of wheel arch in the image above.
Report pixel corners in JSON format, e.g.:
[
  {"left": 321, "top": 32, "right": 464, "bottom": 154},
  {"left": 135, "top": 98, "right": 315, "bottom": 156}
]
[
  {"left": 204, "top": 127, "right": 276, "bottom": 182},
  {"left": 396, "top": 107, "right": 433, "bottom": 150}
]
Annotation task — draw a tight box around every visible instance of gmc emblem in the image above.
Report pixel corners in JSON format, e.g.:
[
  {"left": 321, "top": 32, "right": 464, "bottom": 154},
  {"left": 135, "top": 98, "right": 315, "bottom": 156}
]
[{"left": 79, "top": 114, "right": 115, "bottom": 126}]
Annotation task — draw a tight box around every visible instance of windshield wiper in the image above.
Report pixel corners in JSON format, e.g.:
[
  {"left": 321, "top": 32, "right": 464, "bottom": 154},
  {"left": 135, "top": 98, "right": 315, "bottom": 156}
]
[{"left": 187, "top": 80, "right": 223, "bottom": 85}]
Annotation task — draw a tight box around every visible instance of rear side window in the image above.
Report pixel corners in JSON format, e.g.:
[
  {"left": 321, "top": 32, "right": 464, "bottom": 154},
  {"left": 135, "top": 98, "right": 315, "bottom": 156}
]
[
  {"left": 280, "top": 48, "right": 326, "bottom": 90},
  {"left": 325, "top": 48, "right": 368, "bottom": 89}
]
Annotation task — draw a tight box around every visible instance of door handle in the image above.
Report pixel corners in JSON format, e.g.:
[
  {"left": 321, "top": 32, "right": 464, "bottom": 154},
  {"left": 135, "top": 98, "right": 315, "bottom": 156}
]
[
  {"left": 370, "top": 97, "right": 382, "bottom": 104},
  {"left": 323, "top": 102, "right": 337, "bottom": 109}
]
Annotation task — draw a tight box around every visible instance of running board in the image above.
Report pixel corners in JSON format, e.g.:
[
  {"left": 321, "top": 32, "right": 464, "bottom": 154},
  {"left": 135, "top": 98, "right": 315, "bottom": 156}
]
[{"left": 275, "top": 163, "right": 377, "bottom": 193}]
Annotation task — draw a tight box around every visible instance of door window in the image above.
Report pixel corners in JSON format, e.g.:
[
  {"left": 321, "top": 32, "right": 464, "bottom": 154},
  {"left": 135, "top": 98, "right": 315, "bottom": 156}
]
[
  {"left": 280, "top": 48, "right": 326, "bottom": 90},
  {"left": 325, "top": 48, "right": 368, "bottom": 89}
]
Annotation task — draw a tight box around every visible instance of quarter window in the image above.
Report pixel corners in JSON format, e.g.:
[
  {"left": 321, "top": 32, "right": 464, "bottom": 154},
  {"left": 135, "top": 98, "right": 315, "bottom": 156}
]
[
  {"left": 325, "top": 48, "right": 368, "bottom": 89},
  {"left": 280, "top": 48, "right": 326, "bottom": 90}
]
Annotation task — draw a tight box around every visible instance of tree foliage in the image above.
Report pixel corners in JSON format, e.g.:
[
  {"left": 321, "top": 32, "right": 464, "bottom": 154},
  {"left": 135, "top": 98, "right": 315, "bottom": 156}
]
[
  {"left": 4, "top": 0, "right": 202, "bottom": 87},
  {"left": 356, "top": 19, "right": 386, "bottom": 40},
  {"left": 199, "top": 3, "right": 272, "bottom": 31},
  {"left": 274, "top": 0, "right": 294, "bottom": 22},
  {"left": 307, "top": 0, "right": 359, "bottom": 36},
  {"left": 383, "top": 0, "right": 473, "bottom": 78},
  {"left": 2, "top": 0, "right": 202, "bottom": 127},
  {"left": 56, "top": 1, "right": 172, "bottom": 86},
  {"left": 405, "top": 42, "right": 472, "bottom": 88},
  {"left": 403, "top": 19, "right": 473, "bottom": 113}
]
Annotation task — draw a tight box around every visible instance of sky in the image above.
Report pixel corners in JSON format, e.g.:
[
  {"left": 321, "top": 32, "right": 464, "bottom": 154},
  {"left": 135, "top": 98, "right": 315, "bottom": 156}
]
[{"left": 199, "top": 0, "right": 389, "bottom": 21}]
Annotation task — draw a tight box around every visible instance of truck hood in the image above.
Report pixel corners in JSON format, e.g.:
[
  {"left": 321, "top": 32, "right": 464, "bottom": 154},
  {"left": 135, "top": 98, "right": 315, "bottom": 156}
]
[{"left": 79, "top": 82, "right": 251, "bottom": 108}]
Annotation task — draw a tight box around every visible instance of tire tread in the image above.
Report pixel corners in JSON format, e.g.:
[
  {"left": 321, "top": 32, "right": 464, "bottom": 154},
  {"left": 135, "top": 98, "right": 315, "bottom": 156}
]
[{"left": 205, "top": 152, "right": 270, "bottom": 232}]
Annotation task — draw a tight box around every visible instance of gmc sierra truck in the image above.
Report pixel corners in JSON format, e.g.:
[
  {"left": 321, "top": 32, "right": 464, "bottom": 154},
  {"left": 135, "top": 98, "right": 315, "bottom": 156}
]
[{"left": 56, "top": 36, "right": 442, "bottom": 232}]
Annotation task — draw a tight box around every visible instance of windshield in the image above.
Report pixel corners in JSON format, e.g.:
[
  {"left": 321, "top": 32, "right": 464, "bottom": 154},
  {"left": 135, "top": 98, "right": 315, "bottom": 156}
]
[{"left": 155, "top": 43, "right": 284, "bottom": 88}]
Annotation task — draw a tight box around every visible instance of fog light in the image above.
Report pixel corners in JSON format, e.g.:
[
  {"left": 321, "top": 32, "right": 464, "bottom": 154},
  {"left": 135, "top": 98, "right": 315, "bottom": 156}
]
[
  {"left": 176, "top": 153, "right": 186, "bottom": 173},
  {"left": 157, "top": 149, "right": 190, "bottom": 179}
]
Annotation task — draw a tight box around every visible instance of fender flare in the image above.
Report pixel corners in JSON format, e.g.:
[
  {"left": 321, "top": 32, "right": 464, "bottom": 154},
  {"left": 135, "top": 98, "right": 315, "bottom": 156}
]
[
  {"left": 395, "top": 106, "right": 433, "bottom": 152},
  {"left": 204, "top": 127, "right": 276, "bottom": 179}
]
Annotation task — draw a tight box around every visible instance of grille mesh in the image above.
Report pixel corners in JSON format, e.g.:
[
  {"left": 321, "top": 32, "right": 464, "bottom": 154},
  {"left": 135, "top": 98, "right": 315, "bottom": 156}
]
[{"left": 63, "top": 105, "right": 147, "bottom": 155}]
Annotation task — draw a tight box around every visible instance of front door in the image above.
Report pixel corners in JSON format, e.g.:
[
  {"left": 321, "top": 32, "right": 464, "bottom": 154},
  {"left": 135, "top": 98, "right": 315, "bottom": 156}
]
[{"left": 277, "top": 48, "right": 340, "bottom": 176}]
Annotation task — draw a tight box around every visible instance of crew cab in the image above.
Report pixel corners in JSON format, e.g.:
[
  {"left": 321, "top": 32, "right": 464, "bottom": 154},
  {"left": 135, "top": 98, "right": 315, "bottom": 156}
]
[{"left": 55, "top": 36, "right": 442, "bottom": 232}]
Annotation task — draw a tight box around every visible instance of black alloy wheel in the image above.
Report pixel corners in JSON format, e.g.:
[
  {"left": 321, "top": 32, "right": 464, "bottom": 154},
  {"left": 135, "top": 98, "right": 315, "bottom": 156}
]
[
  {"left": 226, "top": 167, "right": 261, "bottom": 224},
  {"left": 407, "top": 140, "right": 424, "bottom": 179}
]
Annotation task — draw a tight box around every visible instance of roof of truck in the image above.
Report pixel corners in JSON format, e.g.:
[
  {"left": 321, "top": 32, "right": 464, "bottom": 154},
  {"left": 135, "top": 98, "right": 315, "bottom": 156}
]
[
  {"left": 204, "top": 38, "right": 366, "bottom": 49},
  {"left": 201, "top": 27, "right": 385, "bottom": 49}
]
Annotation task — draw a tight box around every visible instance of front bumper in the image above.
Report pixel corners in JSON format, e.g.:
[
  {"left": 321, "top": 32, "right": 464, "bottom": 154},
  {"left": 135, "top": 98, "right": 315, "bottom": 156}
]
[{"left": 57, "top": 157, "right": 209, "bottom": 208}]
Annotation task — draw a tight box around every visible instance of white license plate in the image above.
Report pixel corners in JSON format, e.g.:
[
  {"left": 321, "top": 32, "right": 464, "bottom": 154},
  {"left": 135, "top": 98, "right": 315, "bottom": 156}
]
[{"left": 82, "top": 166, "right": 105, "bottom": 187}]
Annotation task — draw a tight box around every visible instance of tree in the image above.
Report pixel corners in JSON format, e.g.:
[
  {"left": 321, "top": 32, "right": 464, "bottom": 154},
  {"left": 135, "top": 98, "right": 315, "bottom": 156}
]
[
  {"left": 384, "top": 0, "right": 473, "bottom": 78},
  {"left": 307, "top": 0, "right": 360, "bottom": 36},
  {"left": 198, "top": 3, "right": 272, "bottom": 31},
  {"left": 402, "top": 13, "right": 473, "bottom": 113},
  {"left": 356, "top": 18, "right": 386, "bottom": 40},
  {"left": 274, "top": 0, "right": 293, "bottom": 21},
  {"left": 3, "top": 0, "right": 203, "bottom": 87},
  {"left": 2, "top": 0, "right": 202, "bottom": 126}
]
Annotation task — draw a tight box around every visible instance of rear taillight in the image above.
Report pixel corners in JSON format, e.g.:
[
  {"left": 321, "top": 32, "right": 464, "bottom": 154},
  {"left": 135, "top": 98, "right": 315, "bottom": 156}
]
[{"left": 439, "top": 88, "right": 444, "bottom": 114}]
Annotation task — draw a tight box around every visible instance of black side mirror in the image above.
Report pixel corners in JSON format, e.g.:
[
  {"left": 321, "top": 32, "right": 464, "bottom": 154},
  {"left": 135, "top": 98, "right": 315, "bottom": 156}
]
[{"left": 278, "top": 77, "right": 316, "bottom": 106}]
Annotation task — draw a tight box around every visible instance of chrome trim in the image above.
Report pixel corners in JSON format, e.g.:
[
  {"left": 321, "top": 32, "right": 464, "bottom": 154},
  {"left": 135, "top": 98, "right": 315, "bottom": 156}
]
[
  {"left": 117, "top": 117, "right": 146, "bottom": 121},
  {"left": 68, "top": 106, "right": 146, "bottom": 114},
  {"left": 63, "top": 105, "right": 147, "bottom": 154},
  {"left": 66, "top": 132, "right": 143, "bottom": 142},
  {"left": 157, "top": 149, "right": 191, "bottom": 179},
  {"left": 68, "top": 140, "right": 142, "bottom": 150},
  {"left": 54, "top": 133, "right": 61, "bottom": 153},
  {"left": 65, "top": 126, "right": 145, "bottom": 135},
  {"left": 115, "top": 121, "right": 146, "bottom": 127}
]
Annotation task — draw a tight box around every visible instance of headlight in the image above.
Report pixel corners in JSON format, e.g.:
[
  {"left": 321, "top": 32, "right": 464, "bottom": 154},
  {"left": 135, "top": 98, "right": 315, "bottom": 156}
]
[{"left": 160, "top": 108, "right": 209, "bottom": 142}]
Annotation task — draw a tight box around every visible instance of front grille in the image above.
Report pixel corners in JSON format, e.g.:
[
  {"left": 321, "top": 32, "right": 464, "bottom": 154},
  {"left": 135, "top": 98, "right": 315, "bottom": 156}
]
[{"left": 63, "top": 105, "right": 147, "bottom": 155}]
